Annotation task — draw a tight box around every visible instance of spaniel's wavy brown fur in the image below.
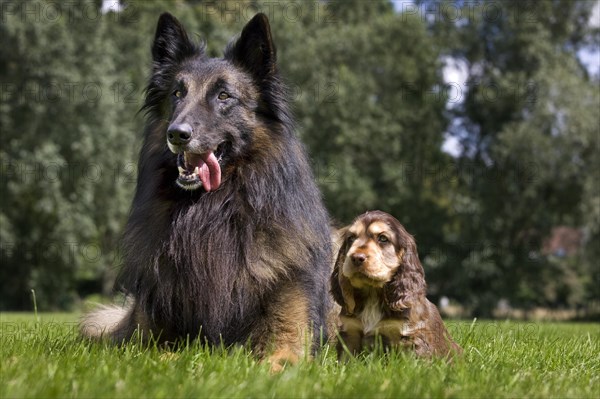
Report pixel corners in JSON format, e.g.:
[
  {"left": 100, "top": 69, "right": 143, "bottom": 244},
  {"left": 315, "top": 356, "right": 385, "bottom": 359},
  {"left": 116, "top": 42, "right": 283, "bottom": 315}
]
[{"left": 331, "top": 210, "right": 462, "bottom": 360}]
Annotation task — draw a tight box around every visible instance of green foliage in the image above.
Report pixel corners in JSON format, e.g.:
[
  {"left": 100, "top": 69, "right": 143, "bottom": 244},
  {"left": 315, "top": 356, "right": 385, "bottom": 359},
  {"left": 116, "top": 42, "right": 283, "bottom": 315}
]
[
  {"left": 1, "top": 313, "right": 599, "bottom": 398},
  {"left": 1, "top": 0, "right": 127, "bottom": 309},
  {"left": 417, "top": 0, "right": 600, "bottom": 315}
]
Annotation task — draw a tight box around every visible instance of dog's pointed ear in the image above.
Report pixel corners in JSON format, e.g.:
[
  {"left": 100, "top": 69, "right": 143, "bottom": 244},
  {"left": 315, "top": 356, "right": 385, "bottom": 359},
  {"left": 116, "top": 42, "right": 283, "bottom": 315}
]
[
  {"left": 384, "top": 238, "right": 427, "bottom": 312},
  {"left": 152, "top": 13, "right": 200, "bottom": 66},
  {"left": 225, "top": 13, "right": 276, "bottom": 82},
  {"left": 330, "top": 230, "right": 356, "bottom": 314}
]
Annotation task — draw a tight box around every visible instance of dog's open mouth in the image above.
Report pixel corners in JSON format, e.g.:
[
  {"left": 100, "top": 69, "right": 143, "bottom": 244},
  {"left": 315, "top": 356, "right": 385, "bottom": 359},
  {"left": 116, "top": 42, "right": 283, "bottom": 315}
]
[{"left": 176, "top": 143, "right": 227, "bottom": 192}]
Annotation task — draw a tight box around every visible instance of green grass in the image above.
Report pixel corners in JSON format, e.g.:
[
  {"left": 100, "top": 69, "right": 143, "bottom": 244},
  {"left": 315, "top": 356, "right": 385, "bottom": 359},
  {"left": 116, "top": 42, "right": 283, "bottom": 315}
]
[{"left": 1, "top": 313, "right": 599, "bottom": 398}]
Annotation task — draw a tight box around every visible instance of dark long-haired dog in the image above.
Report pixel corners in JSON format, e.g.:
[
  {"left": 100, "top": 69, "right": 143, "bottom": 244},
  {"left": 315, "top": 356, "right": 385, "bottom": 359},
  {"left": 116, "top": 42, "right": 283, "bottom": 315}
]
[
  {"left": 331, "top": 211, "right": 461, "bottom": 360},
  {"left": 80, "top": 13, "right": 332, "bottom": 372}
]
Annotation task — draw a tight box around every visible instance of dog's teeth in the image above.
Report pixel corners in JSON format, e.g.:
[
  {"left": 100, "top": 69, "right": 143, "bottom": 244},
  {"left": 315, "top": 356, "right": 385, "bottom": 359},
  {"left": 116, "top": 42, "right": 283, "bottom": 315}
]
[
  {"left": 178, "top": 166, "right": 185, "bottom": 174},
  {"left": 194, "top": 166, "right": 199, "bottom": 175}
]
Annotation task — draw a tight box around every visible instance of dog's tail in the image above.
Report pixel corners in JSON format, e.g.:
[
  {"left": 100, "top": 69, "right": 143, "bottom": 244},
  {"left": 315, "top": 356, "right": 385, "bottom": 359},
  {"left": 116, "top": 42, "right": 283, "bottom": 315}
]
[{"left": 79, "top": 302, "right": 134, "bottom": 342}]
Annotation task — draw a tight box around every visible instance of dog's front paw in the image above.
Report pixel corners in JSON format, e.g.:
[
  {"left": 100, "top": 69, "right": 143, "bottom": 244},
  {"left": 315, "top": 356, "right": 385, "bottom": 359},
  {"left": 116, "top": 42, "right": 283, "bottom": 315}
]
[{"left": 267, "top": 348, "right": 300, "bottom": 373}]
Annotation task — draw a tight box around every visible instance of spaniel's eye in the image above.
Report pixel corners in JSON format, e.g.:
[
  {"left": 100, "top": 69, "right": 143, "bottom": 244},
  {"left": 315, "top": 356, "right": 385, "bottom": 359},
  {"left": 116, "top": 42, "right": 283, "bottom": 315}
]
[
  {"left": 173, "top": 89, "right": 183, "bottom": 99},
  {"left": 218, "top": 91, "right": 230, "bottom": 101},
  {"left": 378, "top": 235, "right": 389, "bottom": 244},
  {"left": 347, "top": 235, "right": 356, "bottom": 245}
]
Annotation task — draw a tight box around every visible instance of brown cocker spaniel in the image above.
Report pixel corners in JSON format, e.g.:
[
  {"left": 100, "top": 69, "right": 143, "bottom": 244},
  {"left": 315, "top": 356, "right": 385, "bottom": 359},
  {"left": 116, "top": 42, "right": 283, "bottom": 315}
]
[{"left": 331, "top": 210, "right": 462, "bottom": 360}]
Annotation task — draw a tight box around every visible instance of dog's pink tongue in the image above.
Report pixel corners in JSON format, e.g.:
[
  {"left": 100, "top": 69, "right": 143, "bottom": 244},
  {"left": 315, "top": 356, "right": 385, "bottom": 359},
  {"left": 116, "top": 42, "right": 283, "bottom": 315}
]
[
  {"left": 198, "top": 152, "right": 221, "bottom": 192},
  {"left": 186, "top": 151, "right": 221, "bottom": 192}
]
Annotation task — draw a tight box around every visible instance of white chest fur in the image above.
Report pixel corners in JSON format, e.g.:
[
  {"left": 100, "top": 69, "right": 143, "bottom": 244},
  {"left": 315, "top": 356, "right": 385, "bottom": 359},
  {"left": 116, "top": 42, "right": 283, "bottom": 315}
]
[{"left": 360, "top": 295, "right": 384, "bottom": 333}]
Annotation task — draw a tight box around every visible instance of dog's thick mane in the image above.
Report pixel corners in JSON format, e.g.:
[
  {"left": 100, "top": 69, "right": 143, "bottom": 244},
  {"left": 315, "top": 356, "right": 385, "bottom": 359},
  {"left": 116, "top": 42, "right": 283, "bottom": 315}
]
[{"left": 117, "top": 16, "right": 329, "bottom": 344}]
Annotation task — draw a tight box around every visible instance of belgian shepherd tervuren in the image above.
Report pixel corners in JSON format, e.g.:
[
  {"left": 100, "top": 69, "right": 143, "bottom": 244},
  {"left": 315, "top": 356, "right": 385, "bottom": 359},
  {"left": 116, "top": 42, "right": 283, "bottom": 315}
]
[{"left": 80, "top": 12, "right": 331, "bottom": 372}]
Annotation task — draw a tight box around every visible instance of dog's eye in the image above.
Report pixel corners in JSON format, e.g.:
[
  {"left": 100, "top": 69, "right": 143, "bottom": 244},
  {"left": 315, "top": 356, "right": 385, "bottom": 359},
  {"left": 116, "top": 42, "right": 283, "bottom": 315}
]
[
  {"left": 173, "top": 90, "right": 183, "bottom": 99},
  {"left": 218, "top": 92, "right": 230, "bottom": 101},
  {"left": 347, "top": 235, "right": 356, "bottom": 245},
  {"left": 378, "top": 235, "right": 389, "bottom": 244}
]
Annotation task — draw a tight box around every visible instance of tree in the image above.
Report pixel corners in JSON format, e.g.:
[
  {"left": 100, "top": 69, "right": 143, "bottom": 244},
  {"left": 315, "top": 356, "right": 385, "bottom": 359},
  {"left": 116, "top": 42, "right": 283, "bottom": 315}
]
[
  {"left": 1, "top": 0, "right": 128, "bottom": 309},
  {"left": 419, "top": 0, "right": 599, "bottom": 315}
]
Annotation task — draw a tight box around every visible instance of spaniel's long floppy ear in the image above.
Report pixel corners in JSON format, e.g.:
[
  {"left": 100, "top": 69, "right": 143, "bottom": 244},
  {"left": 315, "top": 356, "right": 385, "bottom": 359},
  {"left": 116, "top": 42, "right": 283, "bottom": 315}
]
[
  {"left": 384, "top": 235, "right": 427, "bottom": 312},
  {"left": 330, "top": 231, "right": 356, "bottom": 314}
]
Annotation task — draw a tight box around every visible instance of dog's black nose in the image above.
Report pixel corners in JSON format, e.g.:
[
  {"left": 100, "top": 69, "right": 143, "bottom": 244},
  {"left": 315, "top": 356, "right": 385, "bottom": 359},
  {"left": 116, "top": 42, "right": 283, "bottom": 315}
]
[
  {"left": 351, "top": 253, "right": 367, "bottom": 265},
  {"left": 167, "top": 123, "right": 192, "bottom": 146}
]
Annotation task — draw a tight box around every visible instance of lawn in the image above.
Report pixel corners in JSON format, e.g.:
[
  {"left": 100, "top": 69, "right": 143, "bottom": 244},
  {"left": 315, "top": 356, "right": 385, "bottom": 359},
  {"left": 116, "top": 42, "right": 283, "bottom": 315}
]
[{"left": 1, "top": 312, "right": 598, "bottom": 398}]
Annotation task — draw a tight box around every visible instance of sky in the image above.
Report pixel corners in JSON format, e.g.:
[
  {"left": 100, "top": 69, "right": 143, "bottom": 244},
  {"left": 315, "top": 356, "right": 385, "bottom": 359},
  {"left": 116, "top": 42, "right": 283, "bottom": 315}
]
[{"left": 578, "top": 1, "right": 600, "bottom": 77}]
